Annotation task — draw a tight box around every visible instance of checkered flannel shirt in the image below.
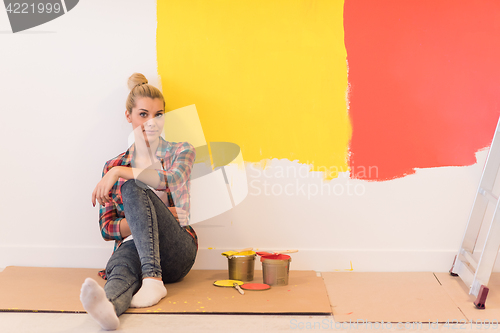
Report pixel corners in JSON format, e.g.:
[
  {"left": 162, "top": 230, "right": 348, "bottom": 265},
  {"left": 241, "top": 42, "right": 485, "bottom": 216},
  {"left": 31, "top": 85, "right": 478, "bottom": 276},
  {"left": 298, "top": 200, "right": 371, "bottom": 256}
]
[{"left": 99, "top": 137, "right": 198, "bottom": 254}]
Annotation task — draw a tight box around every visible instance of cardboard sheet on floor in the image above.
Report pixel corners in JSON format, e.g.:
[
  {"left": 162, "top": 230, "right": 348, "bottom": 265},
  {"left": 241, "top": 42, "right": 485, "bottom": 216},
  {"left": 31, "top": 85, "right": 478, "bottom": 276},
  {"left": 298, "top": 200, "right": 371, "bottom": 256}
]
[
  {"left": 434, "top": 272, "right": 500, "bottom": 322},
  {"left": 0, "top": 267, "right": 331, "bottom": 315},
  {"left": 323, "top": 272, "right": 466, "bottom": 323}
]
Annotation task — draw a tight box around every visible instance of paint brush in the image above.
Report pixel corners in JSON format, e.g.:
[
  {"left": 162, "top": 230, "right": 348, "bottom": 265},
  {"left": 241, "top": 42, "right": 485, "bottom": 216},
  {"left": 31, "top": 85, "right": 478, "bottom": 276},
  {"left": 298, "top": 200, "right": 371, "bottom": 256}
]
[
  {"left": 213, "top": 280, "right": 245, "bottom": 295},
  {"left": 233, "top": 283, "right": 245, "bottom": 295},
  {"left": 273, "top": 249, "right": 298, "bottom": 254},
  {"left": 256, "top": 250, "right": 298, "bottom": 256}
]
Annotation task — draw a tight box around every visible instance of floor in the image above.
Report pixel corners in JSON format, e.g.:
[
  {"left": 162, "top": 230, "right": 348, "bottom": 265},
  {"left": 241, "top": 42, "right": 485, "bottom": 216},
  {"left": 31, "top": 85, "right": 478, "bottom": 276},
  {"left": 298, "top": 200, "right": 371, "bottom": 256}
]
[
  {"left": 1, "top": 312, "right": 497, "bottom": 332},
  {"left": 1, "top": 266, "right": 498, "bottom": 333}
]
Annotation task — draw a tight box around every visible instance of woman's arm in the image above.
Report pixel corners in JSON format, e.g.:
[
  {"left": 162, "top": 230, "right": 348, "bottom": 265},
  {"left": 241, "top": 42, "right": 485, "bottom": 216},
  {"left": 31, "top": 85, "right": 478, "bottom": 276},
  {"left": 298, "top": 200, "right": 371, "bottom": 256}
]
[
  {"left": 97, "top": 162, "right": 125, "bottom": 241},
  {"left": 92, "top": 166, "right": 161, "bottom": 206},
  {"left": 115, "top": 166, "right": 161, "bottom": 188},
  {"left": 155, "top": 142, "right": 196, "bottom": 192},
  {"left": 119, "top": 218, "right": 131, "bottom": 238},
  {"left": 95, "top": 167, "right": 159, "bottom": 239},
  {"left": 92, "top": 143, "right": 195, "bottom": 206},
  {"left": 99, "top": 203, "right": 124, "bottom": 242}
]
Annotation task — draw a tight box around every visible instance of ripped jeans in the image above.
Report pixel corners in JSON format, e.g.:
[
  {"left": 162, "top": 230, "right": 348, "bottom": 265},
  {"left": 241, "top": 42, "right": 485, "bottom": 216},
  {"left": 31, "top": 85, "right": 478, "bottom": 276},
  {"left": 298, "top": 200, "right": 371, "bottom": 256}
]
[{"left": 103, "top": 179, "right": 197, "bottom": 316}]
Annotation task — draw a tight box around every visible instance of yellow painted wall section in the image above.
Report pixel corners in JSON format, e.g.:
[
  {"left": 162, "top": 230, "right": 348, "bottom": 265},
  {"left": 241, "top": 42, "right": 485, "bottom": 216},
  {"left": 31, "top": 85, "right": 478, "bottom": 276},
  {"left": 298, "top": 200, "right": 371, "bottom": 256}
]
[{"left": 157, "top": 0, "right": 350, "bottom": 178}]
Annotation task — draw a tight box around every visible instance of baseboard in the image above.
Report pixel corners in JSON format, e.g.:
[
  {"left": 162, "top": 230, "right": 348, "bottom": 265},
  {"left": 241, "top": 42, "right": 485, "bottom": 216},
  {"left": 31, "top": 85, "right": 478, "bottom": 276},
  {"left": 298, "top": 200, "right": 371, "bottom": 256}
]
[
  {"left": 1, "top": 246, "right": 497, "bottom": 272},
  {"left": 193, "top": 249, "right": 467, "bottom": 272},
  {"left": 0, "top": 245, "right": 113, "bottom": 269}
]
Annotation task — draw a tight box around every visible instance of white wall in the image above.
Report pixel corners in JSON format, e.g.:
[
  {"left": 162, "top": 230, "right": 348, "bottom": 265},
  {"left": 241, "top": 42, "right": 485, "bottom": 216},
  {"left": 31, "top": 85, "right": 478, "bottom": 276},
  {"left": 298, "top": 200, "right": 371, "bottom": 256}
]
[
  {"left": 193, "top": 152, "right": 489, "bottom": 272},
  {"left": 0, "top": 1, "right": 493, "bottom": 272},
  {"left": 0, "top": 0, "right": 159, "bottom": 269}
]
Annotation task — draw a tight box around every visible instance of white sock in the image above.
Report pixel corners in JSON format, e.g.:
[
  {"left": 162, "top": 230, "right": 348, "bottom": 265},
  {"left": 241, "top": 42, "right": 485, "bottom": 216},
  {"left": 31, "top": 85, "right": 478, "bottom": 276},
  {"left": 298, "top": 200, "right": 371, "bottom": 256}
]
[
  {"left": 80, "top": 278, "right": 119, "bottom": 331},
  {"left": 130, "top": 278, "right": 167, "bottom": 308}
]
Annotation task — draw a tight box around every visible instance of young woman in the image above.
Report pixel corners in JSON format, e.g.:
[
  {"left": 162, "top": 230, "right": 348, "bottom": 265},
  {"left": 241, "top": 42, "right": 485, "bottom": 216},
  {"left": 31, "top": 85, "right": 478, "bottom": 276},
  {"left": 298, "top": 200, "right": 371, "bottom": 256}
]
[{"left": 80, "top": 73, "right": 197, "bottom": 330}]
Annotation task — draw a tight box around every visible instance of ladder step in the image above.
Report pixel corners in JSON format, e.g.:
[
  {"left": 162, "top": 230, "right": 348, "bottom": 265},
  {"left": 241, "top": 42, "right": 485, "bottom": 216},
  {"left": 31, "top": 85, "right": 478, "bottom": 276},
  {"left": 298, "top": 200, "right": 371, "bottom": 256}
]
[
  {"left": 479, "top": 187, "right": 499, "bottom": 204},
  {"left": 459, "top": 250, "right": 478, "bottom": 271}
]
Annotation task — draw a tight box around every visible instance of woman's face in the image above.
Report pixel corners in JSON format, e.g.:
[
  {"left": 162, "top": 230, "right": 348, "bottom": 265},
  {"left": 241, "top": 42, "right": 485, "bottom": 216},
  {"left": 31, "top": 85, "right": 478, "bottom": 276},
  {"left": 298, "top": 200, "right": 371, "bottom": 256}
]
[{"left": 126, "top": 97, "right": 165, "bottom": 144}]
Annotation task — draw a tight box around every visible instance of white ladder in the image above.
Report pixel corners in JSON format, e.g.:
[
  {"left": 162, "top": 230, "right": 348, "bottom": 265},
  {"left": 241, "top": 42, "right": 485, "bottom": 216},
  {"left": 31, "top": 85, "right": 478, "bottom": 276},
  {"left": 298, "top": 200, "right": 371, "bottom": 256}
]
[{"left": 450, "top": 115, "right": 500, "bottom": 309}]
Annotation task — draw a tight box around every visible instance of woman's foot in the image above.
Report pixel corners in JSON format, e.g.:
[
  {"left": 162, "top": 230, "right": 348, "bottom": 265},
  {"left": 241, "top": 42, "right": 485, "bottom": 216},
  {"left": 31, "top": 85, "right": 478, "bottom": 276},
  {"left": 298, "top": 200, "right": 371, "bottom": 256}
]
[
  {"left": 80, "top": 278, "right": 119, "bottom": 331},
  {"left": 130, "top": 278, "right": 167, "bottom": 308}
]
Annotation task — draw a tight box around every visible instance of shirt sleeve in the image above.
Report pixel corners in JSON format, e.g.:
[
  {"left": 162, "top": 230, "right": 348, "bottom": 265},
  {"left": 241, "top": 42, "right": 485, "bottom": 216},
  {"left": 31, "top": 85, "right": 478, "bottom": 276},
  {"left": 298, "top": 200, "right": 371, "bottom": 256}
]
[
  {"left": 155, "top": 142, "right": 196, "bottom": 192},
  {"left": 98, "top": 163, "right": 123, "bottom": 242}
]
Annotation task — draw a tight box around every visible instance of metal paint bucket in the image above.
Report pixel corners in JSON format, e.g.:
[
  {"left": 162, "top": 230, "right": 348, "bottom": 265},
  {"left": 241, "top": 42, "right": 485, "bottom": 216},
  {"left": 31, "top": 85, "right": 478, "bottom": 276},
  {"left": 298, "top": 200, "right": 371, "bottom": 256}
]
[
  {"left": 261, "top": 254, "right": 291, "bottom": 286},
  {"left": 227, "top": 252, "right": 256, "bottom": 281}
]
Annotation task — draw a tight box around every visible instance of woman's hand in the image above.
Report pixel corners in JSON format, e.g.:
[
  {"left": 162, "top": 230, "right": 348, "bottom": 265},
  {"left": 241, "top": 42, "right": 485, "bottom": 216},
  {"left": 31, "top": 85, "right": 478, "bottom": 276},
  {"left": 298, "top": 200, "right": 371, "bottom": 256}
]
[
  {"left": 92, "top": 167, "right": 120, "bottom": 207},
  {"left": 168, "top": 207, "right": 188, "bottom": 226}
]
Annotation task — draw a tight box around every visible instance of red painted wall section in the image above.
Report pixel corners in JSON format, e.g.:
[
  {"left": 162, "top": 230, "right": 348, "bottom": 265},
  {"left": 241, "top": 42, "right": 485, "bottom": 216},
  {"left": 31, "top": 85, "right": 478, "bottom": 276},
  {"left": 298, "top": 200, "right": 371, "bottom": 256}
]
[{"left": 345, "top": 0, "right": 500, "bottom": 181}]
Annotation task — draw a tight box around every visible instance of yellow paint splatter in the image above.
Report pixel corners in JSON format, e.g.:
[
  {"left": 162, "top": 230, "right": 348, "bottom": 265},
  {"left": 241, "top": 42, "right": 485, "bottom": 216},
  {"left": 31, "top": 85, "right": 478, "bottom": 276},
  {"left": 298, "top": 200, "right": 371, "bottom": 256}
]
[
  {"left": 198, "top": 301, "right": 202, "bottom": 304},
  {"left": 344, "top": 261, "right": 354, "bottom": 271},
  {"left": 208, "top": 247, "right": 215, "bottom": 250},
  {"left": 200, "top": 306, "right": 205, "bottom": 309},
  {"left": 157, "top": 0, "right": 350, "bottom": 179},
  {"left": 184, "top": 301, "right": 188, "bottom": 303}
]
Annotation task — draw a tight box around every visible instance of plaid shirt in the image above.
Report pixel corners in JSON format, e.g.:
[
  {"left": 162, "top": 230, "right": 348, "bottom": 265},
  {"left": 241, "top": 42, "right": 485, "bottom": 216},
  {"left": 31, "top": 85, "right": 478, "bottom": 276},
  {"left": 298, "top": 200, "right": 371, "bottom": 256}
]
[{"left": 99, "top": 137, "right": 198, "bottom": 253}]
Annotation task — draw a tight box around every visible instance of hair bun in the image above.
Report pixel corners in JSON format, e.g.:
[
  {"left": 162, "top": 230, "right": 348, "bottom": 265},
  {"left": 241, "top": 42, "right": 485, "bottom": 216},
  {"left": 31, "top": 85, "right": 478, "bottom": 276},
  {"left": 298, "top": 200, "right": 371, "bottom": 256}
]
[{"left": 127, "top": 73, "right": 148, "bottom": 90}]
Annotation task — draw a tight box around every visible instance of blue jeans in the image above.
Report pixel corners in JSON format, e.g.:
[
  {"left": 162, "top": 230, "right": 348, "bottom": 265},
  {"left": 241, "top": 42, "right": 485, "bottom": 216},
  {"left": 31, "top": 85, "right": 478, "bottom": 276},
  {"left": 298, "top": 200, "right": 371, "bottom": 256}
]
[{"left": 104, "top": 179, "right": 197, "bottom": 316}]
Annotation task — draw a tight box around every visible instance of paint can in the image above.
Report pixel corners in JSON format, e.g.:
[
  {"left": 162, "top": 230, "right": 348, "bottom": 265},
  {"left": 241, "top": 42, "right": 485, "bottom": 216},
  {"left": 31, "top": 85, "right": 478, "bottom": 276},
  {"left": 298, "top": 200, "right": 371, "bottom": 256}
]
[
  {"left": 227, "top": 251, "right": 256, "bottom": 281},
  {"left": 261, "top": 254, "right": 291, "bottom": 286}
]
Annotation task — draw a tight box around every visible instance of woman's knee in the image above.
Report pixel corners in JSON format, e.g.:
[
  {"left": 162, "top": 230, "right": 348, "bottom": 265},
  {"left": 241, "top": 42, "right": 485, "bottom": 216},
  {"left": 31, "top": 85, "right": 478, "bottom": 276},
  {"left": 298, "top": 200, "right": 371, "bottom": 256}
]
[
  {"left": 106, "top": 242, "right": 141, "bottom": 274},
  {"left": 106, "top": 263, "right": 140, "bottom": 282},
  {"left": 122, "top": 180, "right": 152, "bottom": 204},
  {"left": 121, "top": 179, "right": 142, "bottom": 198}
]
